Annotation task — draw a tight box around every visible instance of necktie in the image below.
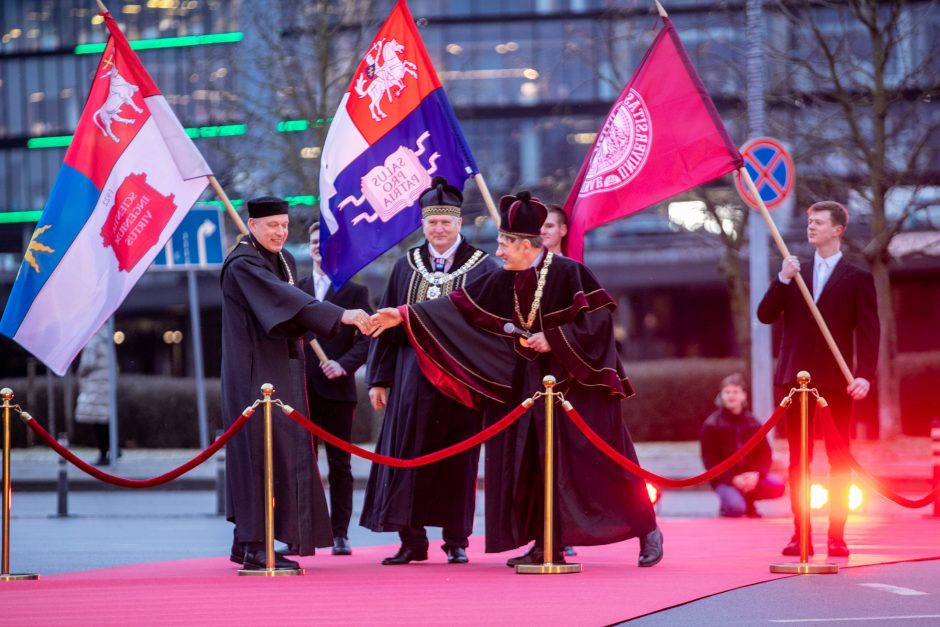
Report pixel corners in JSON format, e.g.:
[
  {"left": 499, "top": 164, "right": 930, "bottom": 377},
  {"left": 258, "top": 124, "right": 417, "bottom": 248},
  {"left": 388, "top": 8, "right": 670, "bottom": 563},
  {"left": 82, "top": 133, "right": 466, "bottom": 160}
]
[{"left": 433, "top": 257, "right": 446, "bottom": 272}]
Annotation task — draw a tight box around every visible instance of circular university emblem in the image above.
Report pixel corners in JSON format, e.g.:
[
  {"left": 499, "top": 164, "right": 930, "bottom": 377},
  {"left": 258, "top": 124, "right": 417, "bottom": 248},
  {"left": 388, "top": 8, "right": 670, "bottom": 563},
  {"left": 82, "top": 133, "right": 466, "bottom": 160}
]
[{"left": 580, "top": 89, "right": 652, "bottom": 197}]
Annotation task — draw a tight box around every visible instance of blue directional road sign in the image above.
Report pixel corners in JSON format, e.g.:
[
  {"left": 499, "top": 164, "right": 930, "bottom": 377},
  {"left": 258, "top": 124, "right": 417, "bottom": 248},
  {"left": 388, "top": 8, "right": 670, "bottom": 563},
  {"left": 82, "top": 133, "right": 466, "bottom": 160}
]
[
  {"left": 734, "top": 137, "right": 795, "bottom": 210},
  {"left": 152, "top": 207, "right": 225, "bottom": 269}
]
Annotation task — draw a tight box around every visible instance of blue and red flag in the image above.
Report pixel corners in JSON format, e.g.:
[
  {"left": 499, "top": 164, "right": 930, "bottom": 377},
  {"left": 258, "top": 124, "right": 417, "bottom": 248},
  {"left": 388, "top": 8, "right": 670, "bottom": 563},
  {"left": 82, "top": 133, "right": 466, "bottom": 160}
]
[
  {"left": 0, "top": 12, "right": 212, "bottom": 375},
  {"left": 319, "top": 0, "right": 478, "bottom": 287}
]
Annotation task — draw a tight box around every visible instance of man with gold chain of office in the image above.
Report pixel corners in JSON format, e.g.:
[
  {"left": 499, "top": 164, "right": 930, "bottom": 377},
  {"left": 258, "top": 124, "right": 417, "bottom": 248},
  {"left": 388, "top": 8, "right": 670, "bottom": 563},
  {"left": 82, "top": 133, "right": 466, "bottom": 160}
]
[
  {"left": 370, "top": 191, "right": 663, "bottom": 568},
  {"left": 360, "top": 176, "right": 499, "bottom": 565}
]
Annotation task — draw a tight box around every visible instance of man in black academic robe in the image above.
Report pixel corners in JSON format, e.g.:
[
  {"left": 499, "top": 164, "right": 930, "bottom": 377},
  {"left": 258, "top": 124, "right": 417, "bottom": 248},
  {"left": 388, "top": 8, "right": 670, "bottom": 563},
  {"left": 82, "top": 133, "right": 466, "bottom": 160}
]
[
  {"left": 371, "top": 191, "right": 664, "bottom": 568},
  {"left": 299, "top": 221, "right": 372, "bottom": 556},
  {"left": 360, "top": 177, "right": 499, "bottom": 565},
  {"left": 220, "top": 196, "right": 372, "bottom": 571}
]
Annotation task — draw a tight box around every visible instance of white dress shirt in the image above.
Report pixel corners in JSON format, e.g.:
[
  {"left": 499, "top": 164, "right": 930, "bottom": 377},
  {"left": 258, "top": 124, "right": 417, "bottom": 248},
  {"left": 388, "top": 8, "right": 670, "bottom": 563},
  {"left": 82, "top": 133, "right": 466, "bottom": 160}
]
[
  {"left": 813, "top": 250, "right": 842, "bottom": 302},
  {"left": 313, "top": 269, "right": 330, "bottom": 302},
  {"left": 428, "top": 235, "right": 462, "bottom": 273}
]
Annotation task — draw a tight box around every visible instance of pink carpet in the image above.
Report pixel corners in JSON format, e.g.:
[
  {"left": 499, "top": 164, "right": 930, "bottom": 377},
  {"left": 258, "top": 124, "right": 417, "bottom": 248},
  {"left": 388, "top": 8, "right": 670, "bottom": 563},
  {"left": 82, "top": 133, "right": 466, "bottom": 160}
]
[{"left": 3, "top": 513, "right": 939, "bottom": 626}]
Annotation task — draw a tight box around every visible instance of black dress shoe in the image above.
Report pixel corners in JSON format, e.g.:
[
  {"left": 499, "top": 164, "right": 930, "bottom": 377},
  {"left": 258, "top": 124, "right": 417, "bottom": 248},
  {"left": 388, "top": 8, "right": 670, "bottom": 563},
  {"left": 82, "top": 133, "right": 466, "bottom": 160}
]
[
  {"left": 782, "top": 535, "right": 814, "bottom": 556},
  {"left": 443, "top": 546, "right": 469, "bottom": 564},
  {"left": 242, "top": 548, "right": 300, "bottom": 570},
  {"left": 381, "top": 545, "right": 428, "bottom": 565},
  {"left": 827, "top": 537, "right": 850, "bottom": 557},
  {"left": 505, "top": 546, "right": 564, "bottom": 567},
  {"left": 231, "top": 542, "right": 290, "bottom": 565},
  {"left": 332, "top": 536, "right": 352, "bottom": 556},
  {"left": 638, "top": 527, "right": 663, "bottom": 567}
]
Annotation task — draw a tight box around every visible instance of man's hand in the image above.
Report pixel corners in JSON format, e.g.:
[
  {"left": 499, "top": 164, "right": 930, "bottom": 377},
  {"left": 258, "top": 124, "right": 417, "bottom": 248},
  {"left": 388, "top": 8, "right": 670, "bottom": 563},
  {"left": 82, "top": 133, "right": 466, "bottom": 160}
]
[
  {"left": 732, "top": 471, "right": 759, "bottom": 494},
  {"left": 847, "top": 377, "right": 871, "bottom": 400},
  {"left": 320, "top": 359, "right": 346, "bottom": 380},
  {"left": 780, "top": 255, "right": 800, "bottom": 281},
  {"left": 525, "top": 332, "right": 551, "bottom": 353},
  {"left": 369, "top": 387, "right": 388, "bottom": 410},
  {"left": 341, "top": 308, "right": 372, "bottom": 334},
  {"left": 371, "top": 307, "right": 403, "bottom": 336}
]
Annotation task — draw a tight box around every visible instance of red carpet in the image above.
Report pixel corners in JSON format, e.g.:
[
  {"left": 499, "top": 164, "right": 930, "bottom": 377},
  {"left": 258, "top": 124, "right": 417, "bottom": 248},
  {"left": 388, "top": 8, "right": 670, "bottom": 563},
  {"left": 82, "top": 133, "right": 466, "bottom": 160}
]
[{"left": 3, "top": 513, "right": 939, "bottom": 626}]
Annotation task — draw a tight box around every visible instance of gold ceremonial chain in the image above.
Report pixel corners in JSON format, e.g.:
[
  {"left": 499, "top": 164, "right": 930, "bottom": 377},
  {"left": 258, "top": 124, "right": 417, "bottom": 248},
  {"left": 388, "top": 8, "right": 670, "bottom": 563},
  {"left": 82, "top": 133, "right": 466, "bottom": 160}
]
[
  {"left": 514, "top": 251, "right": 553, "bottom": 331},
  {"left": 412, "top": 248, "right": 484, "bottom": 299},
  {"left": 279, "top": 251, "right": 294, "bottom": 286}
]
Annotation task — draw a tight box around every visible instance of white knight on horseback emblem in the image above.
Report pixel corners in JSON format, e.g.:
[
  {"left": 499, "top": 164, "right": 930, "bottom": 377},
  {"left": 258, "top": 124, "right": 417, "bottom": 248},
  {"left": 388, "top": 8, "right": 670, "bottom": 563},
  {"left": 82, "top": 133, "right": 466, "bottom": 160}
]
[{"left": 354, "top": 38, "right": 419, "bottom": 122}]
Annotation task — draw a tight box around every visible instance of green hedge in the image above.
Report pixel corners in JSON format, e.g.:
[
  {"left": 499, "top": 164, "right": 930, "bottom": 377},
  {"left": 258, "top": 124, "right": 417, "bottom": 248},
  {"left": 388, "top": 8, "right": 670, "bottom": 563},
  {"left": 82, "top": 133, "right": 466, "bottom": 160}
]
[
  {"left": 622, "top": 358, "right": 744, "bottom": 442},
  {"left": 4, "top": 352, "right": 938, "bottom": 447},
  {"left": 622, "top": 352, "right": 940, "bottom": 441}
]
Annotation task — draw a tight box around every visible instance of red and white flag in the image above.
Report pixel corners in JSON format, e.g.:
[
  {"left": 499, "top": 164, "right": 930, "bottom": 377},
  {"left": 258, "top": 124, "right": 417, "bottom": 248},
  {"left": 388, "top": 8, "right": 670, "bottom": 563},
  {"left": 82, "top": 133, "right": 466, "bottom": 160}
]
[
  {"left": 0, "top": 11, "right": 211, "bottom": 374},
  {"left": 563, "top": 16, "right": 743, "bottom": 261}
]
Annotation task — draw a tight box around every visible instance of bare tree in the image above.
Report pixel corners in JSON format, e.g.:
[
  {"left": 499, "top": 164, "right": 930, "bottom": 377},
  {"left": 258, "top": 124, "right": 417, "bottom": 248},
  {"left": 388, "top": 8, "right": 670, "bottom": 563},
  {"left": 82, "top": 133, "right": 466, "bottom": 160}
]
[
  {"left": 213, "top": 1, "right": 379, "bottom": 240},
  {"left": 768, "top": 0, "right": 940, "bottom": 437}
]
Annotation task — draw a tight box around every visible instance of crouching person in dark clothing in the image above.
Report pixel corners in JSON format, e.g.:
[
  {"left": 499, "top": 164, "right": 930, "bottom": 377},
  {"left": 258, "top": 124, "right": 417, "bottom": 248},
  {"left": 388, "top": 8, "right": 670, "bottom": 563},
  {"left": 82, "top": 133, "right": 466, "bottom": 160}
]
[{"left": 700, "top": 374, "right": 785, "bottom": 518}]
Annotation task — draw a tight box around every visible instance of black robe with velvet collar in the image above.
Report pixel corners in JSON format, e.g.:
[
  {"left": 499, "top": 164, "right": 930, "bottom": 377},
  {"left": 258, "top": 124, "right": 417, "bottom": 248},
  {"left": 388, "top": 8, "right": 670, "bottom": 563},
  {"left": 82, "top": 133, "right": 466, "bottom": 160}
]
[{"left": 401, "top": 252, "right": 655, "bottom": 552}]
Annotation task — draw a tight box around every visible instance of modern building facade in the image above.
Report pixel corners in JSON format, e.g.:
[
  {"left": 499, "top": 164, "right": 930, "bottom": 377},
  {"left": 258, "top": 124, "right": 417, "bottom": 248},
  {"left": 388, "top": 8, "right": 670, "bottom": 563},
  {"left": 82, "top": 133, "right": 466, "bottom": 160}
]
[{"left": 1, "top": 0, "right": 938, "bottom": 379}]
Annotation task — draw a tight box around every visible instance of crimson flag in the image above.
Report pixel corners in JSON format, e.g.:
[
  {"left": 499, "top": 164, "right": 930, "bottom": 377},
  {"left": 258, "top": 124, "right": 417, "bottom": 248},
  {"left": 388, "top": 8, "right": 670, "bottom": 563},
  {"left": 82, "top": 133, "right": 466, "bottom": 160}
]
[{"left": 563, "top": 17, "right": 743, "bottom": 261}]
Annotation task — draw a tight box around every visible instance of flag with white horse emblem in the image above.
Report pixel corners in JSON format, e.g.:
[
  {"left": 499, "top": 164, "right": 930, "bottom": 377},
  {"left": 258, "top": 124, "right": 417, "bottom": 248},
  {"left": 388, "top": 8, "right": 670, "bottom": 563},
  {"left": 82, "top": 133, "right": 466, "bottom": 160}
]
[
  {"left": 319, "top": 0, "right": 478, "bottom": 288},
  {"left": 0, "top": 11, "right": 212, "bottom": 375}
]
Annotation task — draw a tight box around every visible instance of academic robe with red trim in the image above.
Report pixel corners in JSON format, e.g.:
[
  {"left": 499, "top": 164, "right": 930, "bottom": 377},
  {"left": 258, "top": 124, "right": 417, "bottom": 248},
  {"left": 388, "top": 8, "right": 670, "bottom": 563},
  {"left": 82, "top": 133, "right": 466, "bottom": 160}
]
[{"left": 400, "top": 253, "right": 656, "bottom": 552}]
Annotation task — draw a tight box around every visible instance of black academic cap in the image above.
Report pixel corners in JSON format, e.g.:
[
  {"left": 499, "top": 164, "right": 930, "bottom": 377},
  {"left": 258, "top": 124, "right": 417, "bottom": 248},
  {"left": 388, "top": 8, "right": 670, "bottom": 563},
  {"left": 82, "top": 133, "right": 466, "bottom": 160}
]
[
  {"left": 247, "top": 196, "right": 289, "bottom": 219},
  {"left": 498, "top": 190, "right": 548, "bottom": 238},
  {"left": 418, "top": 176, "right": 463, "bottom": 218}
]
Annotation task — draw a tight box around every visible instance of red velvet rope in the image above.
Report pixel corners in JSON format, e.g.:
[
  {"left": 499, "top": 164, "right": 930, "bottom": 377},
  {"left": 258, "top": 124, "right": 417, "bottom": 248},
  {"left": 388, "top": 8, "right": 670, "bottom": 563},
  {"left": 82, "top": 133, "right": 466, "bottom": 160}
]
[
  {"left": 563, "top": 400, "right": 789, "bottom": 488},
  {"left": 281, "top": 398, "right": 532, "bottom": 468},
  {"left": 816, "top": 401, "right": 940, "bottom": 508},
  {"left": 22, "top": 408, "right": 254, "bottom": 489}
]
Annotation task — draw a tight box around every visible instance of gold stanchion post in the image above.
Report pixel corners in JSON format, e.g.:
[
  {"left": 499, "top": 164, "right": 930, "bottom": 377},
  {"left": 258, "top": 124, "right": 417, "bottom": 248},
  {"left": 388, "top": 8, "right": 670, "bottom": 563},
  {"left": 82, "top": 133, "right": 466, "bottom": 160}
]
[
  {"left": 770, "top": 372, "right": 838, "bottom": 575},
  {"left": 516, "top": 376, "right": 582, "bottom": 575},
  {"left": 1, "top": 388, "right": 39, "bottom": 581},
  {"left": 239, "top": 384, "right": 303, "bottom": 577}
]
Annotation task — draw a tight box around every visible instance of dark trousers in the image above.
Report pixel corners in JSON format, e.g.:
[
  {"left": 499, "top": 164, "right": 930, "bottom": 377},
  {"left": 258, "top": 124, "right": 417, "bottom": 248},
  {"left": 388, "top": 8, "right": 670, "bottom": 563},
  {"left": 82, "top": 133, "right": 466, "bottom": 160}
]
[
  {"left": 714, "top": 474, "right": 786, "bottom": 517},
  {"left": 309, "top": 396, "right": 355, "bottom": 538},
  {"left": 777, "top": 384, "right": 853, "bottom": 540},
  {"left": 399, "top": 524, "right": 469, "bottom": 551}
]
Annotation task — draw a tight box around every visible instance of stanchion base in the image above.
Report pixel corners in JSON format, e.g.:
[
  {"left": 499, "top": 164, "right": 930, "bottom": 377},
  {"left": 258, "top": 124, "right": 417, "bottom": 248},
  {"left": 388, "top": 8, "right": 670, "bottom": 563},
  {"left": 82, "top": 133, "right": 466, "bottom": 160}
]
[
  {"left": 0, "top": 573, "right": 40, "bottom": 581},
  {"left": 769, "top": 562, "right": 838, "bottom": 574},
  {"left": 516, "top": 562, "right": 582, "bottom": 575},
  {"left": 238, "top": 567, "right": 304, "bottom": 577}
]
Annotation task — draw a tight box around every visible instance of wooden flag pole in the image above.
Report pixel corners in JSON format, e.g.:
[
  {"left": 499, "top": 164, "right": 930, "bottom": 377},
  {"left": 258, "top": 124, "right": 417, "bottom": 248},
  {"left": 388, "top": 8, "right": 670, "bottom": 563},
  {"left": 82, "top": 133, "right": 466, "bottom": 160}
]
[
  {"left": 94, "top": 1, "right": 246, "bottom": 236},
  {"left": 739, "top": 167, "right": 855, "bottom": 385},
  {"left": 209, "top": 176, "right": 248, "bottom": 235},
  {"left": 655, "top": 1, "right": 668, "bottom": 17},
  {"left": 473, "top": 173, "right": 501, "bottom": 228}
]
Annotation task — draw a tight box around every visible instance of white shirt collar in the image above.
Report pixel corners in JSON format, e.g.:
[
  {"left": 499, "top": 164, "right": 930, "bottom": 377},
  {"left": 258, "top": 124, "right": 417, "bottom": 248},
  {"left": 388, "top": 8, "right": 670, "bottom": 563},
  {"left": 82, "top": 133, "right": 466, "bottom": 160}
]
[
  {"left": 814, "top": 250, "right": 842, "bottom": 270},
  {"left": 428, "top": 235, "right": 462, "bottom": 261}
]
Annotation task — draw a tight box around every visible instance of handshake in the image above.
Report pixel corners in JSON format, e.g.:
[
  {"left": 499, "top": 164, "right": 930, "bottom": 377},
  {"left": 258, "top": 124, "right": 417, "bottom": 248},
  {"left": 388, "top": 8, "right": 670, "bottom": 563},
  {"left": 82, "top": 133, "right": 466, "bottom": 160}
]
[{"left": 340, "top": 307, "right": 404, "bottom": 336}]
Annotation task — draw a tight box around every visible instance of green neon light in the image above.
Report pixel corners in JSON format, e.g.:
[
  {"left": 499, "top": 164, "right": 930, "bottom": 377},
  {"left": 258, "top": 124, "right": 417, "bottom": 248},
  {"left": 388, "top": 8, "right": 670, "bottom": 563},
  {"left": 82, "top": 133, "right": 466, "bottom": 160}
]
[
  {"left": 277, "top": 120, "right": 310, "bottom": 132},
  {"left": 26, "top": 136, "right": 73, "bottom": 149},
  {"left": 276, "top": 118, "right": 333, "bottom": 132},
  {"left": 0, "top": 211, "right": 43, "bottom": 224},
  {"left": 286, "top": 195, "right": 319, "bottom": 206},
  {"left": 184, "top": 124, "right": 246, "bottom": 138},
  {"left": 27, "top": 124, "right": 248, "bottom": 148},
  {"left": 74, "top": 31, "right": 244, "bottom": 55}
]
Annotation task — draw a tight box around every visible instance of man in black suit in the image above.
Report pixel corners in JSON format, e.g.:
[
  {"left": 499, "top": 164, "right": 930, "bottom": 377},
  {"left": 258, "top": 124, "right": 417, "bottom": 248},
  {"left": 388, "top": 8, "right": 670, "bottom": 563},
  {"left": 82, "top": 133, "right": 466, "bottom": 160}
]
[
  {"left": 758, "top": 200, "right": 879, "bottom": 558},
  {"left": 299, "top": 222, "right": 372, "bottom": 556}
]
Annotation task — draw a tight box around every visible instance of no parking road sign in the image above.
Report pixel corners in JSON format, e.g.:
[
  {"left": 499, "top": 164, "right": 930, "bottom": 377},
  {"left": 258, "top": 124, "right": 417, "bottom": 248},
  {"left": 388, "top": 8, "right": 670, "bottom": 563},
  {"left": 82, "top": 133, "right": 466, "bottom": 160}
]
[{"left": 735, "top": 137, "right": 794, "bottom": 210}]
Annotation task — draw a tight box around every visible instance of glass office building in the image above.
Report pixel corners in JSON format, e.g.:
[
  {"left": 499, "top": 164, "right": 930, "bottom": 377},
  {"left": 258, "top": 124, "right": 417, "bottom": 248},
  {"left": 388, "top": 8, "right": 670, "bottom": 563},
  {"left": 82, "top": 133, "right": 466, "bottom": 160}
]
[{"left": 1, "top": 0, "right": 938, "bottom": 377}]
